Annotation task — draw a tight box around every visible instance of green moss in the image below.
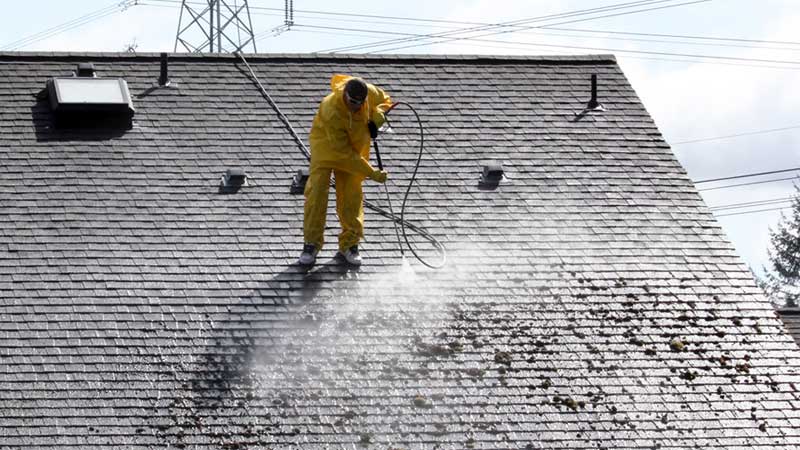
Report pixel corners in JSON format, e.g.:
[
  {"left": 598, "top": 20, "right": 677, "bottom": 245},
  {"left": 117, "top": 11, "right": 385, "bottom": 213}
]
[
  {"left": 494, "top": 351, "right": 513, "bottom": 366},
  {"left": 465, "top": 368, "right": 485, "bottom": 378}
]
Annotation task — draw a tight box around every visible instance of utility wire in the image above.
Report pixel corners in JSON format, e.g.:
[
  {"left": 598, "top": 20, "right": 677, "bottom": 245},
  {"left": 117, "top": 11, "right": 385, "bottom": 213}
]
[
  {"left": 1, "top": 0, "right": 137, "bottom": 51},
  {"left": 149, "top": 0, "right": 800, "bottom": 53},
  {"left": 148, "top": 0, "right": 488, "bottom": 26},
  {"left": 714, "top": 206, "right": 791, "bottom": 218},
  {"left": 350, "top": 0, "right": 712, "bottom": 54},
  {"left": 695, "top": 167, "right": 800, "bottom": 184},
  {"left": 250, "top": 0, "right": 648, "bottom": 52},
  {"left": 323, "top": 0, "right": 678, "bottom": 53},
  {"left": 672, "top": 124, "right": 800, "bottom": 145},
  {"left": 297, "top": 23, "right": 800, "bottom": 68},
  {"left": 142, "top": 1, "right": 800, "bottom": 70},
  {"left": 510, "top": 28, "right": 800, "bottom": 53},
  {"left": 285, "top": 26, "right": 800, "bottom": 71},
  {"left": 709, "top": 197, "right": 794, "bottom": 211},
  {"left": 542, "top": 26, "right": 800, "bottom": 47},
  {"left": 699, "top": 176, "right": 798, "bottom": 192}
]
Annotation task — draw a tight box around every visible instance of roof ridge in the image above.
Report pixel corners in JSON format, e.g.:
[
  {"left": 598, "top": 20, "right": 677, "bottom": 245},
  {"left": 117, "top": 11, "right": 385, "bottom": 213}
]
[{"left": 0, "top": 51, "right": 617, "bottom": 64}]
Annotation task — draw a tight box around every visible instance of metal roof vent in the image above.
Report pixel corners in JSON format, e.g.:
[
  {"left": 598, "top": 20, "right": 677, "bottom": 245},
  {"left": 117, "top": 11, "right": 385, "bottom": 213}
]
[
  {"left": 479, "top": 161, "right": 504, "bottom": 189},
  {"left": 159, "top": 53, "right": 170, "bottom": 87},
  {"left": 290, "top": 169, "right": 309, "bottom": 194},
  {"left": 76, "top": 63, "right": 96, "bottom": 77},
  {"left": 584, "top": 74, "right": 606, "bottom": 112},
  {"left": 46, "top": 64, "right": 134, "bottom": 127},
  {"left": 220, "top": 168, "right": 248, "bottom": 193}
]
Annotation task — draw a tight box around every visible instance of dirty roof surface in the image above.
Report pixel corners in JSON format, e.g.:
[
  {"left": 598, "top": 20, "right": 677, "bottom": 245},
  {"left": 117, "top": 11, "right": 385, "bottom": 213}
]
[
  {"left": 778, "top": 309, "right": 800, "bottom": 346},
  {"left": 2, "top": 52, "right": 800, "bottom": 449}
]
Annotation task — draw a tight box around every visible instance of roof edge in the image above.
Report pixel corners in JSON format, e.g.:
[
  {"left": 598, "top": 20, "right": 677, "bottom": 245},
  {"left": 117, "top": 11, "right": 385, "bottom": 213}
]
[{"left": 0, "top": 51, "right": 617, "bottom": 65}]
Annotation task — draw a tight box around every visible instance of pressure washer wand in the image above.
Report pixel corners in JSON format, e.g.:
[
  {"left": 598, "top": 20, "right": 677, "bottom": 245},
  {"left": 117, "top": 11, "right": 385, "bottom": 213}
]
[{"left": 372, "top": 136, "right": 405, "bottom": 258}]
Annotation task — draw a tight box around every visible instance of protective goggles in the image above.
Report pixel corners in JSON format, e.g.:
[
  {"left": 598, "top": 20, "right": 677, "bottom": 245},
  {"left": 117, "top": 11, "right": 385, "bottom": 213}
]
[{"left": 345, "top": 91, "right": 366, "bottom": 107}]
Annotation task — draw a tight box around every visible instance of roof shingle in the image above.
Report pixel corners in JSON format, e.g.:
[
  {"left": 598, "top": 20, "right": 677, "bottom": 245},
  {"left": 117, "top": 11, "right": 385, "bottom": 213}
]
[{"left": 2, "top": 52, "right": 800, "bottom": 449}]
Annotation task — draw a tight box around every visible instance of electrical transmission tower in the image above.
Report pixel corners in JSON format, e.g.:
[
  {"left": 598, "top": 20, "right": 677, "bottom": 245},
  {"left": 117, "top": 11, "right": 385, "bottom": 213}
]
[{"left": 174, "top": 0, "right": 257, "bottom": 53}]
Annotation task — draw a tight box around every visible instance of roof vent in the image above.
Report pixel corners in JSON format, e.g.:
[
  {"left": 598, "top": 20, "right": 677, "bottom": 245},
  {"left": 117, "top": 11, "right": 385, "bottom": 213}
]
[
  {"left": 479, "top": 161, "right": 504, "bottom": 188},
  {"left": 290, "top": 169, "right": 309, "bottom": 194},
  {"left": 584, "top": 74, "right": 605, "bottom": 112},
  {"left": 220, "top": 168, "right": 248, "bottom": 192},
  {"left": 158, "top": 52, "right": 171, "bottom": 87},
  {"left": 76, "top": 63, "right": 96, "bottom": 77}
]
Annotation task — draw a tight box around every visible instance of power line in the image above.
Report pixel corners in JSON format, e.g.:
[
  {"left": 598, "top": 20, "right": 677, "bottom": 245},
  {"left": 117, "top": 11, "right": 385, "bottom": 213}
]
[
  {"left": 282, "top": 26, "right": 800, "bottom": 71},
  {"left": 142, "top": 1, "right": 800, "bottom": 71},
  {"left": 146, "top": 0, "right": 489, "bottom": 26},
  {"left": 150, "top": 0, "right": 800, "bottom": 54},
  {"left": 542, "top": 26, "right": 800, "bottom": 47},
  {"left": 695, "top": 167, "right": 800, "bottom": 184},
  {"left": 612, "top": 53, "right": 800, "bottom": 71},
  {"left": 512, "top": 28, "right": 800, "bottom": 53},
  {"left": 1, "top": 1, "right": 137, "bottom": 51},
  {"left": 322, "top": 0, "right": 678, "bottom": 53},
  {"left": 709, "top": 197, "right": 794, "bottom": 211},
  {"left": 699, "top": 176, "right": 799, "bottom": 192},
  {"left": 672, "top": 124, "right": 800, "bottom": 145},
  {"left": 714, "top": 206, "right": 791, "bottom": 218},
  {"left": 297, "top": 23, "right": 800, "bottom": 68},
  {"left": 356, "top": 0, "right": 712, "bottom": 54}
]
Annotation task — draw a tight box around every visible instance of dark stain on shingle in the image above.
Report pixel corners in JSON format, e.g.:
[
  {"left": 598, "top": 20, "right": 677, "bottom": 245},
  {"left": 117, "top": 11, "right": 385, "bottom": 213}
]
[{"left": 494, "top": 351, "right": 513, "bottom": 366}]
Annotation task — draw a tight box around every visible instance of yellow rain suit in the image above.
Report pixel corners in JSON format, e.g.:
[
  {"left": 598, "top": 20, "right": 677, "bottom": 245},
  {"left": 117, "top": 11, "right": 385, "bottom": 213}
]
[{"left": 304, "top": 74, "right": 393, "bottom": 252}]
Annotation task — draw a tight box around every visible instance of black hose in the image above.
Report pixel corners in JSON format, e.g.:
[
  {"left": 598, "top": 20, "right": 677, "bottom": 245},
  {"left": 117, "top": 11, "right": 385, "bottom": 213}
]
[{"left": 378, "top": 102, "right": 447, "bottom": 269}]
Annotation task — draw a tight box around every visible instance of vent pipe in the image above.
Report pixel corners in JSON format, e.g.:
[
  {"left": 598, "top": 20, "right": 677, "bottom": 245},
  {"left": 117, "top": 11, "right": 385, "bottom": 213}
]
[
  {"left": 587, "top": 74, "right": 599, "bottom": 109},
  {"left": 585, "top": 74, "right": 605, "bottom": 112},
  {"left": 158, "top": 53, "right": 170, "bottom": 87}
]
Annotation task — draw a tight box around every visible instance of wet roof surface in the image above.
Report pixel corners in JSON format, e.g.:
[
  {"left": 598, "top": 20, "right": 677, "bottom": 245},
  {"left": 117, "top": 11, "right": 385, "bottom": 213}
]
[{"left": 2, "top": 52, "right": 800, "bottom": 449}]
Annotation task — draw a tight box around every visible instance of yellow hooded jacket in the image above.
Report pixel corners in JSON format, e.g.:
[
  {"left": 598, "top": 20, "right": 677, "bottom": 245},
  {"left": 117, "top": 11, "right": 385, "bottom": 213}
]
[
  {"left": 308, "top": 74, "right": 393, "bottom": 178},
  {"left": 303, "top": 75, "right": 393, "bottom": 252}
]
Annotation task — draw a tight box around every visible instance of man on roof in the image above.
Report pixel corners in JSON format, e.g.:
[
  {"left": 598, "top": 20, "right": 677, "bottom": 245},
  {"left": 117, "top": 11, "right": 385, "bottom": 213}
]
[{"left": 298, "top": 75, "right": 393, "bottom": 267}]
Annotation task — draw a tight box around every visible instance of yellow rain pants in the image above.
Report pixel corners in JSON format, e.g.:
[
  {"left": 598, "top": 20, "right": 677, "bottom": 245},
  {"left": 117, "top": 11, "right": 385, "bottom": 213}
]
[{"left": 304, "top": 74, "right": 393, "bottom": 252}]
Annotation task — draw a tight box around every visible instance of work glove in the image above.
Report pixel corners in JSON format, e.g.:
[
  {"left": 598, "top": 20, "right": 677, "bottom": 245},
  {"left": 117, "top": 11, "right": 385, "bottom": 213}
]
[
  {"left": 369, "top": 169, "right": 388, "bottom": 184},
  {"left": 368, "top": 121, "right": 378, "bottom": 139}
]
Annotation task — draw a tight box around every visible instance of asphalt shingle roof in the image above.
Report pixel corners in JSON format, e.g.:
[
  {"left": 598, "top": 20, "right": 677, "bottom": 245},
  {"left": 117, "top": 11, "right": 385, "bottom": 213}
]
[
  {"left": 778, "top": 309, "right": 800, "bottom": 346},
  {"left": 2, "top": 52, "right": 800, "bottom": 449}
]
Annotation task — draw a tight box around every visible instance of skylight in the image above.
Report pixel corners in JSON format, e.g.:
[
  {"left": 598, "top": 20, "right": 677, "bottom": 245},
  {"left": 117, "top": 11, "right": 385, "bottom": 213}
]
[
  {"left": 47, "top": 78, "right": 134, "bottom": 116},
  {"left": 45, "top": 64, "right": 135, "bottom": 127}
]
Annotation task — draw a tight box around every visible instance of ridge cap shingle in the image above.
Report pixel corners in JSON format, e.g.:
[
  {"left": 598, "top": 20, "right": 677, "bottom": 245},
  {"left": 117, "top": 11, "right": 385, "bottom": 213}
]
[{"left": 0, "top": 50, "right": 617, "bottom": 65}]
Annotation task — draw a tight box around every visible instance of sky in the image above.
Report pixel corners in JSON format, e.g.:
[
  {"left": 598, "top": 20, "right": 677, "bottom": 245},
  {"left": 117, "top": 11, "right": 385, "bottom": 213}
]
[{"left": 2, "top": 0, "right": 799, "bottom": 275}]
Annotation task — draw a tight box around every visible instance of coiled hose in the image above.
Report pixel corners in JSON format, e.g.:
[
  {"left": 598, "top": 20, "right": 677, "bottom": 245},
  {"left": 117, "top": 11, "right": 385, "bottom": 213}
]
[{"left": 374, "top": 102, "right": 446, "bottom": 269}]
